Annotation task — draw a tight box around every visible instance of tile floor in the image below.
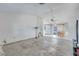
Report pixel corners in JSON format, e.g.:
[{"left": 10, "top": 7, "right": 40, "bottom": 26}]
[{"left": 2, "top": 37, "right": 73, "bottom": 56}]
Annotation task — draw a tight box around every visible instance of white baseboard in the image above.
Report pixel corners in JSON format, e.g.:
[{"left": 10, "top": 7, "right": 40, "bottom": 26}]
[{"left": 4, "top": 36, "right": 36, "bottom": 45}]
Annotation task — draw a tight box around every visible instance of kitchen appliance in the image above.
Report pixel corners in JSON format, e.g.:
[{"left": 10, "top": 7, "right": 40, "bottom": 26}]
[{"left": 73, "top": 20, "right": 79, "bottom": 56}]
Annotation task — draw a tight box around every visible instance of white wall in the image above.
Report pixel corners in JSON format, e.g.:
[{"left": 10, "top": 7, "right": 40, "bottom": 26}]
[{"left": 0, "top": 12, "right": 37, "bottom": 44}]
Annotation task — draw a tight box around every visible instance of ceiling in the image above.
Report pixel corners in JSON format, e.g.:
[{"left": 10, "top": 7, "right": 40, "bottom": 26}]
[
  {"left": 0, "top": 3, "right": 72, "bottom": 13},
  {"left": 0, "top": 3, "right": 78, "bottom": 17}
]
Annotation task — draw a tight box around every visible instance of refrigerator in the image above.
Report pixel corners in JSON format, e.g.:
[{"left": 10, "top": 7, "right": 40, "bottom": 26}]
[{"left": 73, "top": 20, "right": 79, "bottom": 56}]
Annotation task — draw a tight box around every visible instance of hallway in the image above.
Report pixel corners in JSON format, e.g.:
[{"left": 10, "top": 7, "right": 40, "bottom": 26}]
[{"left": 3, "top": 37, "right": 73, "bottom": 56}]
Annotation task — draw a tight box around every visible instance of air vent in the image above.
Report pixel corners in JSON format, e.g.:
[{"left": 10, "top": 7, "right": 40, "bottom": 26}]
[{"left": 39, "top": 3, "right": 45, "bottom": 5}]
